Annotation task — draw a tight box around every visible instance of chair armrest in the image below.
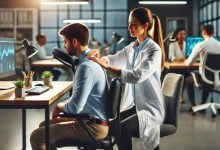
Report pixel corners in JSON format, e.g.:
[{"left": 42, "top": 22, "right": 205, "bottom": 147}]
[
  {"left": 59, "top": 112, "right": 91, "bottom": 120},
  {"left": 190, "top": 71, "right": 202, "bottom": 88}
]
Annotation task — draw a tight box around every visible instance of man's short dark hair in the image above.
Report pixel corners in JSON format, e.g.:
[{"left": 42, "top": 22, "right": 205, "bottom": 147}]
[
  {"left": 59, "top": 23, "right": 89, "bottom": 46},
  {"left": 202, "top": 24, "right": 214, "bottom": 35},
  {"left": 36, "top": 33, "right": 45, "bottom": 42}
]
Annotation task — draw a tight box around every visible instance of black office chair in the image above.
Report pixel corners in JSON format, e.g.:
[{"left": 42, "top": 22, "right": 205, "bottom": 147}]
[
  {"left": 191, "top": 51, "right": 220, "bottom": 118},
  {"left": 130, "top": 73, "right": 183, "bottom": 150},
  {"left": 155, "top": 73, "right": 184, "bottom": 150},
  {"left": 55, "top": 78, "right": 122, "bottom": 150}
]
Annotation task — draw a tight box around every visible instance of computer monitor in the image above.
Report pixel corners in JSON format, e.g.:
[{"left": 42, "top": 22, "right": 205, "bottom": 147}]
[
  {"left": 185, "top": 36, "right": 204, "bottom": 58},
  {"left": 0, "top": 37, "right": 16, "bottom": 79},
  {"left": 185, "top": 36, "right": 220, "bottom": 58}
]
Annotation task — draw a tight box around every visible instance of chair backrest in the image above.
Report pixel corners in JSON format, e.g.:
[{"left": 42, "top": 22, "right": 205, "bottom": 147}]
[
  {"left": 201, "top": 51, "right": 220, "bottom": 90},
  {"left": 106, "top": 78, "right": 122, "bottom": 143},
  {"left": 161, "top": 73, "right": 184, "bottom": 128}
]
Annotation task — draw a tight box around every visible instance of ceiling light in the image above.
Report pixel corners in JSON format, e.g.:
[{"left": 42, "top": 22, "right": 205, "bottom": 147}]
[
  {"left": 63, "top": 19, "right": 101, "bottom": 24},
  {"left": 139, "top": 1, "right": 187, "bottom": 5},
  {"left": 41, "top": 0, "right": 89, "bottom": 5}
]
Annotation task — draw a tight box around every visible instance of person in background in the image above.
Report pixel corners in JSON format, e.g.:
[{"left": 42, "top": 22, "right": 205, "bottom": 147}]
[
  {"left": 185, "top": 24, "right": 220, "bottom": 112},
  {"left": 169, "top": 28, "right": 186, "bottom": 62},
  {"left": 30, "top": 23, "right": 109, "bottom": 150},
  {"left": 89, "top": 7, "right": 165, "bottom": 150},
  {"left": 168, "top": 28, "right": 190, "bottom": 104},
  {"left": 32, "top": 33, "right": 61, "bottom": 80}
]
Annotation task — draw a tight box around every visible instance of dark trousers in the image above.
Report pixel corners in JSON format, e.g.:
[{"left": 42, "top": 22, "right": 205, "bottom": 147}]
[
  {"left": 117, "top": 107, "right": 139, "bottom": 150},
  {"left": 185, "top": 75, "right": 212, "bottom": 107},
  {"left": 168, "top": 69, "right": 190, "bottom": 94}
]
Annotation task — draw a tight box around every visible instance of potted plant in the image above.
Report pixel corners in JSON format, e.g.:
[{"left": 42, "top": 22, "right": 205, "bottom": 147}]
[
  {"left": 13, "top": 79, "right": 25, "bottom": 98},
  {"left": 41, "top": 71, "right": 53, "bottom": 86}
]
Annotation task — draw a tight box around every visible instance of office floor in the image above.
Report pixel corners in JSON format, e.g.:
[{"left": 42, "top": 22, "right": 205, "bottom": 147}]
[{"left": 0, "top": 75, "right": 220, "bottom": 150}]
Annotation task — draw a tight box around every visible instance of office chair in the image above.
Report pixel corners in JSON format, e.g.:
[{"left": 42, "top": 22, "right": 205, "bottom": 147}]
[
  {"left": 154, "top": 73, "right": 184, "bottom": 150},
  {"left": 55, "top": 78, "right": 122, "bottom": 150},
  {"left": 130, "top": 73, "right": 183, "bottom": 150},
  {"left": 192, "top": 51, "right": 220, "bottom": 118}
]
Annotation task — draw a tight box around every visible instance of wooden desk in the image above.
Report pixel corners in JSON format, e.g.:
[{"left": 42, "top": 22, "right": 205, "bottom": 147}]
[
  {"left": 31, "top": 59, "right": 66, "bottom": 68},
  {"left": 164, "top": 62, "right": 199, "bottom": 70},
  {"left": 0, "top": 81, "right": 73, "bottom": 150}
]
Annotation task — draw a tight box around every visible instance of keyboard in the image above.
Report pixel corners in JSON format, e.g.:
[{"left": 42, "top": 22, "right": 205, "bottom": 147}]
[{"left": 26, "top": 86, "right": 50, "bottom": 95}]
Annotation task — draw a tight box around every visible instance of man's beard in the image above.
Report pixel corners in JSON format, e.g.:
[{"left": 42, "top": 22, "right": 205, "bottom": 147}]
[{"left": 68, "top": 43, "right": 76, "bottom": 56}]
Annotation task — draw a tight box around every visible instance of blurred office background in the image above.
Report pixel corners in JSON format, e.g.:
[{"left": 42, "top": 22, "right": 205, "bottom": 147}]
[
  {"left": 1, "top": 0, "right": 220, "bottom": 150},
  {"left": 1, "top": 0, "right": 220, "bottom": 55}
]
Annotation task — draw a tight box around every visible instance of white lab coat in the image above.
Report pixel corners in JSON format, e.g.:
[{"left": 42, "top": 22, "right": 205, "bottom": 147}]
[{"left": 105, "top": 38, "right": 165, "bottom": 150}]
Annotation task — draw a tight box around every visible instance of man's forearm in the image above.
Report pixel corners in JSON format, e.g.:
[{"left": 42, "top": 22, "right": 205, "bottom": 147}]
[{"left": 56, "top": 102, "right": 66, "bottom": 111}]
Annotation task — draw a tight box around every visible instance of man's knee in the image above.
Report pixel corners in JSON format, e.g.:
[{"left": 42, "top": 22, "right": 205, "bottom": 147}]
[
  {"left": 186, "top": 76, "right": 194, "bottom": 84},
  {"left": 30, "top": 129, "right": 38, "bottom": 144},
  {"left": 30, "top": 128, "right": 44, "bottom": 145}
]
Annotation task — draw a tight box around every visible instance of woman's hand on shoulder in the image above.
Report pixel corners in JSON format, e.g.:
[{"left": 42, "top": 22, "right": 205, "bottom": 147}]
[
  {"left": 90, "top": 57, "right": 110, "bottom": 69},
  {"left": 87, "top": 49, "right": 100, "bottom": 58}
]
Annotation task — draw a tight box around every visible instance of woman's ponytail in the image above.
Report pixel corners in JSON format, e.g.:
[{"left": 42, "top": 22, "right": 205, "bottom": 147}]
[{"left": 151, "top": 14, "right": 165, "bottom": 70}]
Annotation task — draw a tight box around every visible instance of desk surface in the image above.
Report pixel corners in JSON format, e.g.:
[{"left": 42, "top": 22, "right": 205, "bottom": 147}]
[
  {"left": 164, "top": 62, "right": 199, "bottom": 70},
  {"left": 0, "top": 81, "right": 73, "bottom": 106},
  {"left": 31, "top": 59, "right": 66, "bottom": 68}
]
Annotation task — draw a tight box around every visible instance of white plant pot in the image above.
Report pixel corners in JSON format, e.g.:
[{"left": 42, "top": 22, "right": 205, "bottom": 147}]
[
  {"left": 42, "top": 77, "right": 53, "bottom": 86},
  {"left": 15, "top": 88, "right": 25, "bottom": 98}
]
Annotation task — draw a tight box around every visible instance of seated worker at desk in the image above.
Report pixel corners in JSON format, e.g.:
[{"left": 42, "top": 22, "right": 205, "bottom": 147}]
[
  {"left": 185, "top": 24, "right": 220, "bottom": 112},
  {"left": 30, "top": 23, "right": 109, "bottom": 150},
  {"left": 168, "top": 28, "right": 186, "bottom": 62},
  {"left": 31, "top": 33, "right": 61, "bottom": 80},
  {"left": 168, "top": 28, "right": 190, "bottom": 103}
]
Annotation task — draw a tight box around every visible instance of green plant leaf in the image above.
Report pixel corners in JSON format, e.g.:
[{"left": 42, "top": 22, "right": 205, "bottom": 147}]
[
  {"left": 13, "top": 79, "right": 24, "bottom": 88},
  {"left": 41, "top": 70, "right": 53, "bottom": 78}
]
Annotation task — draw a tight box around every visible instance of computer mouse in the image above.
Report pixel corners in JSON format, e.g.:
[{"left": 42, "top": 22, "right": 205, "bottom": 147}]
[{"left": 34, "top": 83, "right": 44, "bottom": 86}]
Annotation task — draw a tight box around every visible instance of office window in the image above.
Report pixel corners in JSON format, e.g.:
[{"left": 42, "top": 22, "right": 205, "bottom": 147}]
[
  {"left": 219, "top": 1, "right": 220, "bottom": 19},
  {"left": 93, "top": 29, "right": 104, "bottom": 43},
  {"left": 207, "top": 4, "right": 211, "bottom": 20},
  {"left": 93, "top": 0, "right": 104, "bottom": 10},
  {"left": 58, "top": 12, "right": 68, "bottom": 27},
  {"left": 40, "top": 11, "right": 57, "bottom": 27},
  {"left": 107, "top": 0, "right": 127, "bottom": 10},
  {"left": 93, "top": 12, "right": 104, "bottom": 27},
  {"left": 218, "top": 20, "right": 220, "bottom": 35},
  {"left": 213, "top": 1, "right": 217, "bottom": 18},
  {"left": 106, "top": 12, "right": 127, "bottom": 27},
  {"left": 69, "top": 5, "right": 79, "bottom": 10},
  {"left": 213, "top": 20, "right": 217, "bottom": 35},
  {"left": 40, "top": 0, "right": 128, "bottom": 53},
  {"left": 199, "top": 0, "right": 219, "bottom": 36}
]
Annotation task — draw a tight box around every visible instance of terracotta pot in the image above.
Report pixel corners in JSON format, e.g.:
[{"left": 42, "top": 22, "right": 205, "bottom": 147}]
[{"left": 42, "top": 77, "right": 53, "bottom": 86}]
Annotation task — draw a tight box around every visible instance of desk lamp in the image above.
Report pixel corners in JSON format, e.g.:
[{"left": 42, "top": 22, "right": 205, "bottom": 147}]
[
  {"left": 103, "top": 32, "right": 124, "bottom": 54},
  {"left": 163, "top": 31, "right": 176, "bottom": 43},
  {"left": 16, "top": 39, "right": 39, "bottom": 59},
  {"left": 112, "top": 32, "right": 124, "bottom": 44},
  {"left": 22, "top": 39, "right": 39, "bottom": 59}
]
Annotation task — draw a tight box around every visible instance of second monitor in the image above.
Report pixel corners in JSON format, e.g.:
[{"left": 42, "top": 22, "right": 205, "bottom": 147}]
[
  {"left": 0, "top": 37, "right": 16, "bottom": 79},
  {"left": 185, "top": 36, "right": 220, "bottom": 58}
]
